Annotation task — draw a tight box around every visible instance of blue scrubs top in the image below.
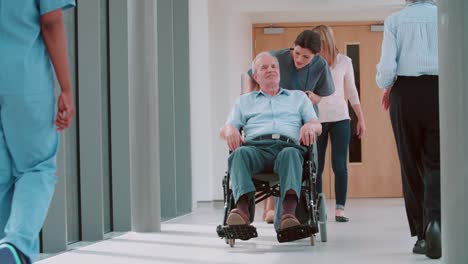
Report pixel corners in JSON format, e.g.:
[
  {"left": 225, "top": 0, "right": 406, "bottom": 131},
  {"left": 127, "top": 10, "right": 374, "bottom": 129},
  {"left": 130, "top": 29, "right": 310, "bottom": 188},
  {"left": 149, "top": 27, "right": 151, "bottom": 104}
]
[{"left": 0, "top": 0, "right": 76, "bottom": 95}]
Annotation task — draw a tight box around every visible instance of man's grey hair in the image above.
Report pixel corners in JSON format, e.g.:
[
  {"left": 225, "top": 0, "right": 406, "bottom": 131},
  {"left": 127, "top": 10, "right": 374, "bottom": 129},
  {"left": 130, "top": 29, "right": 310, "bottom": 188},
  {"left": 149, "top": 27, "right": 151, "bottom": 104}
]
[
  {"left": 406, "top": 0, "right": 435, "bottom": 4},
  {"left": 251, "top": 51, "right": 279, "bottom": 74}
]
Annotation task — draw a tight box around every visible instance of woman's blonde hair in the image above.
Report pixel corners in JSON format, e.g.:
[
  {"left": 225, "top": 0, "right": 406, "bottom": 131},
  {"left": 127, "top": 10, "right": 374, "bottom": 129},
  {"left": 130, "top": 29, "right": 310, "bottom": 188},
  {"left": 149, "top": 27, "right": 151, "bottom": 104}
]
[{"left": 312, "top": 25, "right": 338, "bottom": 67}]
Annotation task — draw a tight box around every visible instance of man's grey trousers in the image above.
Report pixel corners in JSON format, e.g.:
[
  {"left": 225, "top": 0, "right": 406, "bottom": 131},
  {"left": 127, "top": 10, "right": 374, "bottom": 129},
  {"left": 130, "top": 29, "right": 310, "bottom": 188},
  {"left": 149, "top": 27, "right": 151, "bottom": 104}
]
[{"left": 228, "top": 140, "right": 306, "bottom": 231}]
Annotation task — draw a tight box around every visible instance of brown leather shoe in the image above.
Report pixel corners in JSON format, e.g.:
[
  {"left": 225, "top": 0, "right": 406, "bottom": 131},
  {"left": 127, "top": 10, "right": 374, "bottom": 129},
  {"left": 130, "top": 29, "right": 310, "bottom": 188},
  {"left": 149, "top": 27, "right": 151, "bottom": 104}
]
[
  {"left": 227, "top": 209, "right": 251, "bottom": 225},
  {"left": 280, "top": 214, "right": 300, "bottom": 230}
]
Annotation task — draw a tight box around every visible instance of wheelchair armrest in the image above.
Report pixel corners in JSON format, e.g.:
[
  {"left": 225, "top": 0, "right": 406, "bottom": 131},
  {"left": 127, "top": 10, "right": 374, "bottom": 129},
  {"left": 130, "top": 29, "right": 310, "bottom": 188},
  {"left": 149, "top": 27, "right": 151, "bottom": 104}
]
[
  {"left": 299, "top": 143, "right": 314, "bottom": 162},
  {"left": 307, "top": 144, "right": 314, "bottom": 162}
]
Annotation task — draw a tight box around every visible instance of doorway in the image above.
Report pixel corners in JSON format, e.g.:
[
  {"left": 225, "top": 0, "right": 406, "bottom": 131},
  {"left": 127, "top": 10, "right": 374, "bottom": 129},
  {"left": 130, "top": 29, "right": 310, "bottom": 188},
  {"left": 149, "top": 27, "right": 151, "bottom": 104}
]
[{"left": 253, "top": 22, "right": 402, "bottom": 198}]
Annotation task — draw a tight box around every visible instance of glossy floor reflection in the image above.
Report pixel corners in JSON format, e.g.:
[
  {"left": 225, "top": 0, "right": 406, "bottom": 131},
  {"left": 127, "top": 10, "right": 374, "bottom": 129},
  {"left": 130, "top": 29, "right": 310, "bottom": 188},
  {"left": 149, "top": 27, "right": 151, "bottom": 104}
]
[{"left": 38, "top": 199, "right": 442, "bottom": 264}]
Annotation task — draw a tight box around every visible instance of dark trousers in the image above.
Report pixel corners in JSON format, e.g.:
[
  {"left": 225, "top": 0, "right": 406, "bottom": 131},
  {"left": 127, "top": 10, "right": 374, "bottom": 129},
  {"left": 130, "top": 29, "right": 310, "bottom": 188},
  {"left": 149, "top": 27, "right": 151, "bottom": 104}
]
[
  {"left": 316, "top": 120, "right": 351, "bottom": 208},
  {"left": 389, "top": 75, "right": 441, "bottom": 239}
]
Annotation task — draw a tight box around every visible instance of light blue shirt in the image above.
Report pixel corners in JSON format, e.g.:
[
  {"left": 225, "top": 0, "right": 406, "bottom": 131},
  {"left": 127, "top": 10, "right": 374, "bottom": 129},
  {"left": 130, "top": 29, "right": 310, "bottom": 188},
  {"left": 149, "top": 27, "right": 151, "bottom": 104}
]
[
  {"left": 0, "top": 0, "right": 76, "bottom": 95},
  {"left": 376, "top": 2, "right": 438, "bottom": 89},
  {"left": 226, "top": 88, "right": 317, "bottom": 144}
]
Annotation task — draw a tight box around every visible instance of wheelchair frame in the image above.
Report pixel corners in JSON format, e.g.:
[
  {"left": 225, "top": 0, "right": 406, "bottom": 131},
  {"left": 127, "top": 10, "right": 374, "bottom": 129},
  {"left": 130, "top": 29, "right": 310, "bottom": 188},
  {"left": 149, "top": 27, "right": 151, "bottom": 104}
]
[{"left": 216, "top": 143, "right": 328, "bottom": 247}]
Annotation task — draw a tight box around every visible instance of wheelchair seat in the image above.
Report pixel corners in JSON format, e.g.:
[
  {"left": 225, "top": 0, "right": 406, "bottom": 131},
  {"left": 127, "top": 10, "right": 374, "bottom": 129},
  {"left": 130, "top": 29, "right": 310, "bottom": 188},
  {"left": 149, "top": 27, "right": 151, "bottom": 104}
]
[{"left": 252, "top": 173, "right": 279, "bottom": 185}]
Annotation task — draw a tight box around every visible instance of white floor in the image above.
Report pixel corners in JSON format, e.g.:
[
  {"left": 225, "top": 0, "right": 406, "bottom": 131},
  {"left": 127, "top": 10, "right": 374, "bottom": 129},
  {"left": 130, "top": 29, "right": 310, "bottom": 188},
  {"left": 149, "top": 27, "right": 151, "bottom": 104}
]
[{"left": 38, "top": 199, "right": 442, "bottom": 264}]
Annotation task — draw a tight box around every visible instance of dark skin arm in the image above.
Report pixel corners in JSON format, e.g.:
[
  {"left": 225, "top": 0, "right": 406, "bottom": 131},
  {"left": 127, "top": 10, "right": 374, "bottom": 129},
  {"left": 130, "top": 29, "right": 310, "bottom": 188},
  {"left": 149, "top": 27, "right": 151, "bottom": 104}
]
[{"left": 40, "top": 9, "right": 75, "bottom": 131}]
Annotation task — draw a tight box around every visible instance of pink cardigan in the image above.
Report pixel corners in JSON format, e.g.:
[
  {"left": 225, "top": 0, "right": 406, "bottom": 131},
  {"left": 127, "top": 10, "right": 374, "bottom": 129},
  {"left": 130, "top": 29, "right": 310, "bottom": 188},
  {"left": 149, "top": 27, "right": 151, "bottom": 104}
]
[{"left": 318, "top": 54, "right": 360, "bottom": 123}]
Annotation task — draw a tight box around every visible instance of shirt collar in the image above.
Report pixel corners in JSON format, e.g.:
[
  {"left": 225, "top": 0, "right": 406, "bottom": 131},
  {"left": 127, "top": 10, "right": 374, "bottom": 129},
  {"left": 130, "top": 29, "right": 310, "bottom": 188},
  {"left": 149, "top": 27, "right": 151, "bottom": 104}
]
[
  {"left": 255, "top": 88, "right": 290, "bottom": 97},
  {"left": 279, "top": 88, "right": 290, "bottom": 95}
]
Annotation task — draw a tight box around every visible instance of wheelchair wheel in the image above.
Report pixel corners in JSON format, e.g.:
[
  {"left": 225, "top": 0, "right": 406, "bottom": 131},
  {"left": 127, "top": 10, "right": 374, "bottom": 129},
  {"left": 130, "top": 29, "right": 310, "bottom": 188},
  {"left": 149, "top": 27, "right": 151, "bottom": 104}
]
[
  {"left": 318, "top": 193, "right": 327, "bottom": 242},
  {"left": 229, "top": 239, "right": 235, "bottom": 248}
]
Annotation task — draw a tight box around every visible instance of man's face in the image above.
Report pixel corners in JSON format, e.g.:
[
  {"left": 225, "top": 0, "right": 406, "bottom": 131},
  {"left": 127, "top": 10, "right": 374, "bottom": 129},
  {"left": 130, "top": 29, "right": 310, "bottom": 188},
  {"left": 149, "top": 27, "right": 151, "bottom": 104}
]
[
  {"left": 292, "top": 45, "right": 315, "bottom": 70},
  {"left": 253, "top": 55, "right": 280, "bottom": 87}
]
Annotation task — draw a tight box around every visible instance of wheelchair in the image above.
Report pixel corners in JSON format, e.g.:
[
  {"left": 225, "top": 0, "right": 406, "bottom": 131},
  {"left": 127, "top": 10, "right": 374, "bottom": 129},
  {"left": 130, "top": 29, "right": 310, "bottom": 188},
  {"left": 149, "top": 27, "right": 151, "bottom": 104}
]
[{"left": 216, "top": 142, "right": 328, "bottom": 248}]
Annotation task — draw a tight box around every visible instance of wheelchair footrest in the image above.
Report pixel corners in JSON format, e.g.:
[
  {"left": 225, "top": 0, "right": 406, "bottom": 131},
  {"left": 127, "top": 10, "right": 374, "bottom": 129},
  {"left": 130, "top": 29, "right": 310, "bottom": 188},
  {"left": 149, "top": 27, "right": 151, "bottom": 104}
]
[
  {"left": 219, "top": 225, "right": 258, "bottom": 241},
  {"left": 216, "top": 225, "right": 226, "bottom": 238},
  {"left": 277, "top": 224, "right": 318, "bottom": 243}
]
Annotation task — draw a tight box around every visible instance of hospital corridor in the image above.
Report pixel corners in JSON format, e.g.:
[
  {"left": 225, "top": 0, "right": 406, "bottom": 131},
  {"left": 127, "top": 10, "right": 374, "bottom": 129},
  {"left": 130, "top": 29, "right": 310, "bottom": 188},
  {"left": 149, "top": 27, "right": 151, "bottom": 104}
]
[{"left": 0, "top": 0, "right": 466, "bottom": 264}]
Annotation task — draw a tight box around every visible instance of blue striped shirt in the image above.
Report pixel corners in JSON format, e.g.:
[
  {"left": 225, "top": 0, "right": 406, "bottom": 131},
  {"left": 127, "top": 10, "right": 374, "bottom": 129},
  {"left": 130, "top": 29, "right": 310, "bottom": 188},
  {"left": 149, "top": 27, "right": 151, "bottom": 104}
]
[
  {"left": 226, "top": 88, "right": 317, "bottom": 144},
  {"left": 376, "top": 2, "right": 438, "bottom": 89}
]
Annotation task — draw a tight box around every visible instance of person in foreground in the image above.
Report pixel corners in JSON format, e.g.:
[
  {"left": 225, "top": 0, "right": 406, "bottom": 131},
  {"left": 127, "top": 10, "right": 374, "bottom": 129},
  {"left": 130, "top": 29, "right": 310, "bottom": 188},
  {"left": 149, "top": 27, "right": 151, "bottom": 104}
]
[
  {"left": 220, "top": 52, "right": 322, "bottom": 232},
  {"left": 0, "top": 0, "right": 76, "bottom": 263},
  {"left": 376, "top": 0, "right": 441, "bottom": 259},
  {"left": 244, "top": 29, "right": 335, "bottom": 224}
]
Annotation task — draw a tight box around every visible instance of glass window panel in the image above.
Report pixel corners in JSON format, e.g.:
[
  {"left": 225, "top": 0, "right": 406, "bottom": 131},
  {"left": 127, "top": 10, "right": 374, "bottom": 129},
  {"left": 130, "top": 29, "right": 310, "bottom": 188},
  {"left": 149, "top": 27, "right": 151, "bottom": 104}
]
[
  {"left": 346, "top": 44, "right": 362, "bottom": 163},
  {"left": 100, "top": 0, "right": 113, "bottom": 234},
  {"left": 60, "top": 6, "right": 81, "bottom": 244}
]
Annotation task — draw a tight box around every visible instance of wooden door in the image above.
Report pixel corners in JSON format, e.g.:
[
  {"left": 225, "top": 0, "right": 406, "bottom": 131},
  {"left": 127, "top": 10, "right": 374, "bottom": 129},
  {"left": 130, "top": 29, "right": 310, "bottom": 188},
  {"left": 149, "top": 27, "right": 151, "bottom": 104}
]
[{"left": 253, "top": 22, "right": 402, "bottom": 198}]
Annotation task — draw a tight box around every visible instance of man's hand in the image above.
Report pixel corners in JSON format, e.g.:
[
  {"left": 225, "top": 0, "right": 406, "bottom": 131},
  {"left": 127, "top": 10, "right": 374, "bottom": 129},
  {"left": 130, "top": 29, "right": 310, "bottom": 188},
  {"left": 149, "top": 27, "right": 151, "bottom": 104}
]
[
  {"left": 220, "top": 125, "right": 244, "bottom": 151},
  {"left": 55, "top": 90, "right": 75, "bottom": 131},
  {"left": 299, "top": 122, "right": 320, "bottom": 146},
  {"left": 381, "top": 87, "right": 392, "bottom": 111}
]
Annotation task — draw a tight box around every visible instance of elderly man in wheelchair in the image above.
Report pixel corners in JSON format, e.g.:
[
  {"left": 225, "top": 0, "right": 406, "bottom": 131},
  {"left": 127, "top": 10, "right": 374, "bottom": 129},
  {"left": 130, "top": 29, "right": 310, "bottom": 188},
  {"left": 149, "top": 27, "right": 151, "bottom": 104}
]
[{"left": 218, "top": 52, "right": 325, "bottom": 247}]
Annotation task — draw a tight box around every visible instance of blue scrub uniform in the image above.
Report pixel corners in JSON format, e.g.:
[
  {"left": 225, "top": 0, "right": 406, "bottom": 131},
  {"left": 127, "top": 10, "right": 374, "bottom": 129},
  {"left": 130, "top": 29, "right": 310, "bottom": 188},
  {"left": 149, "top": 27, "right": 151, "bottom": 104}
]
[{"left": 0, "top": 0, "right": 75, "bottom": 262}]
